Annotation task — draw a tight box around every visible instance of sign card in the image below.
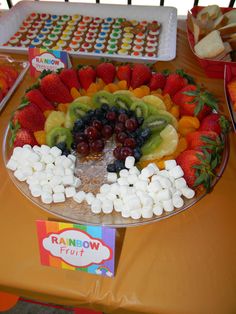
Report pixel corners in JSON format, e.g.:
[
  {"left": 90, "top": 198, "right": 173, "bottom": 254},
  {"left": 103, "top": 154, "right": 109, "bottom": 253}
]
[
  {"left": 36, "top": 220, "right": 116, "bottom": 277},
  {"left": 28, "top": 47, "right": 71, "bottom": 77}
]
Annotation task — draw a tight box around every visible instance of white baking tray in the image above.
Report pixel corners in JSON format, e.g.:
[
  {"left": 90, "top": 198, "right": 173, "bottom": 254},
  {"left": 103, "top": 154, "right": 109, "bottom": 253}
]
[{"left": 0, "top": 1, "right": 177, "bottom": 63}]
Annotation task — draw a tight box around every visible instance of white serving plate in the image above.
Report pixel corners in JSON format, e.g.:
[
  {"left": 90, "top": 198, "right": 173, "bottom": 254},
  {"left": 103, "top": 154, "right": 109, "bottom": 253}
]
[{"left": 0, "top": 1, "right": 177, "bottom": 63}]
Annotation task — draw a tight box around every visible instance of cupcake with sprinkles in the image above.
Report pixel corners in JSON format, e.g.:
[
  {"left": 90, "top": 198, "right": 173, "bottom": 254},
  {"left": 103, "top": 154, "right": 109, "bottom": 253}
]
[
  {"left": 69, "top": 41, "right": 81, "bottom": 50},
  {"left": 47, "top": 34, "right": 59, "bottom": 42},
  {"left": 31, "top": 38, "right": 42, "bottom": 47},
  {"left": 51, "top": 15, "right": 59, "bottom": 21},
  {"left": 94, "top": 42, "right": 105, "bottom": 52},
  {"left": 43, "top": 39, "right": 54, "bottom": 48},
  {"left": 40, "top": 13, "right": 50, "bottom": 21}
]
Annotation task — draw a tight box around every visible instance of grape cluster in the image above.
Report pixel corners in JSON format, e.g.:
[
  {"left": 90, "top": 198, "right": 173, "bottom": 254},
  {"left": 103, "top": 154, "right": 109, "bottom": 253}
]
[{"left": 72, "top": 104, "right": 151, "bottom": 172}]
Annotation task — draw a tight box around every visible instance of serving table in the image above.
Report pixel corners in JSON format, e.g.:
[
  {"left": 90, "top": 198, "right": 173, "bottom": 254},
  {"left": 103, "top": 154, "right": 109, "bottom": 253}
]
[{"left": 0, "top": 20, "right": 236, "bottom": 314}]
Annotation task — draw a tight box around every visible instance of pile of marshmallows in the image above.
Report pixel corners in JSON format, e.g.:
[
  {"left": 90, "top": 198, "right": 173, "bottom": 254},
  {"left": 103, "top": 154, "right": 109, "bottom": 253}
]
[{"left": 6, "top": 144, "right": 195, "bottom": 220}]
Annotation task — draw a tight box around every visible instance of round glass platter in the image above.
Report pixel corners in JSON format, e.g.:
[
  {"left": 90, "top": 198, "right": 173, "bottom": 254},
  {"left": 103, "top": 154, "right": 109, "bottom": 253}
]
[{"left": 2, "top": 125, "right": 229, "bottom": 228}]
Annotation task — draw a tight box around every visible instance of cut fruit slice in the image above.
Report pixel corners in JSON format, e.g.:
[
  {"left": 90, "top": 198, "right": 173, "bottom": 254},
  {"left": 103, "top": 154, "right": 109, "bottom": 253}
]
[
  {"left": 46, "top": 126, "right": 73, "bottom": 150},
  {"left": 142, "top": 114, "right": 171, "bottom": 132},
  {"left": 65, "top": 102, "right": 90, "bottom": 129},
  {"left": 140, "top": 124, "right": 178, "bottom": 161},
  {"left": 92, "top": 91, "right": 114, "bottom": 107},
  {"left": 155, "top": 109, "right": 178, "bottom": 129},
  {"left": 130, "top": 100, "right": 149, "bottom": 118},
  {"left": 44, "top": 111, "right": 66, "bottom": 133},
  {"left": 141, "top": 132, "right": 162, "bottom": 156},
  {"left": 113, "top": 93, "right": 133, "bottom": 110},
  {"left": 142, "top": 95, "right": 166, "bottom": 110},
  {"left": 113, "top": 90, "right": 135, "bottom": 98},
  {"left": 73, "top": 96, "right": 92, "bottom": 106}
]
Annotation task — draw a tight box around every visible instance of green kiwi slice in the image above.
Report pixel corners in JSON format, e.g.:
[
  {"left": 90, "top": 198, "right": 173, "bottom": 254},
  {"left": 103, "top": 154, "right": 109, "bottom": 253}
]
[
  {"left": 65, "top": 101, "right": 90, "bottom": 128},
  {"left": 46, "top": 126, "right": 73, "bottom": 150},
  {"left": 142, "top": 114, "right": 171, "bottom": 132},
  {"left": 141, "top": 132, "right": 162, "bottom": 156},
  {"left": 113, "top": 93, "right": 133, "bottom": 110},
  {"left": 92, "top": 91, "right": 114, "bottom": 107},
  {"left": 130, "top": 100, "right": 149, "bottom": 118}
]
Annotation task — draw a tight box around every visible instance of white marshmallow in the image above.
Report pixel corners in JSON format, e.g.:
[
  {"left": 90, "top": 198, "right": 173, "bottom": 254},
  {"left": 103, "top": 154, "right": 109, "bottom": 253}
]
[
  {"left": 53, "top": 184, "right": 65, "bottom": 193},
  {"left": 20, "top": 166, "right": 33, "bottom": 178},
  {"left": 162, "top": 199, "right": 174, "bottom": 212},
  {"left": 117, "top": 177, "right": 129, "bottom": 186},
  {"left": 125, "top": 156, "right": 135, "bottom": 169},
  {"left": 14, "top": 169, "right": 27, "bottom": 182},
  {"left": 26, "top": 176, "right": 39, "bottom": 186},
  {"left": 65, "top": 168, "right": 73, "bottom": 176},
  {"left": 49, "top": 176, "right": 62, "bottom": 187},
  {"left": 157, "top": 176, "right": 172, "bottom": 189},
  {"left": 41, "top": 192, "right": 53, "bottom": 204},
  {"left": 153, "top": 203, "right": 164, "bottom": 216},
  {"left": 148, "top": 180, "right": 162, "bottom": 193},
  {"left": 100, "top": 184, "right": 111, "bottom": 194},
  {"left": 32, "top": 161, "right": 45, "bottom": 172},
  {"left": 42, "top": 184, "right": 53, "bottom": 194},
  {"left": 138, "top": 174, "right": 150, "bottom": 182},
  {"left": 6, "top": 158, "right": 18, "bottom": 171},
  {"left": 140, "top": 195, "right": 153, "bottom": 208},
  {"left": 141, "top": 207, "right": 153, "bottom": 218},
  {"left": 147, "top": 162, "right": 160, "bottom": 174},
  {"left": 121, "top": 208, "right": 130, "bottom": 218},
  {"left": 175, "top": 177, "right": 187, "bottom": 189},
  {"left": 30, "top": 185, "right": 42, "bottom": 197},
  {"left": 110, "top": 183, "right": 120, "bottom": 195},
  {"left": 28, "top": 152, "right": 40, "bottom": 163},
  {"left": 54, "top": 165, "right": 65, "bottom": 176},
  {"left": 119, "top": 169, "right": 129, "bottom": 178},
  {"left": 141, "top": 166, "right": 155, "bottom": 178},
  {"left": 32, "top": 145, "right": 41, "bottom": 153},
  {"left": 96, "top": 193, "right": 107, "bottom": 202},
  {"left": 65, "top": 187, "right": 76, "bottom": 198},
  {"left": 50, "top": 146, "right": 62, "bottom": 158},
  {"left": 106, "top": 193, "right": 117, "bottom": 201},
  {"left": 159, "top": 170, "right": 170, "bottom": 177},
  {"left": 40, "top": 145, "right": 51, "bottom": 155},
  {"left": 53, "top": 192, "right": 65, "bottom": 203},
  {"left": 182, "top": 187, "right": 195, "bottom": 199},
  {"left": 127, "top": 174, "right": 138, "bottom": 185},
  {"left": 85, "top": 192, "right": 95, "bottom": 205},
  {"left": 169, "top": 165, "right": 184, "bottom": 179},
  {"left": 12, "top": 147, "right": 23, "bottom": 161},
  {"left": 130, "top": 210, "right": 142, "bottom": 220},
  {"left": 124, "top": 196, "right": 141, "bottom": 211},
  {"left": 164, "top": 159, "right": 177, "bottom": 171},
  {"left": 45, "top": 163, "right": 55, "bottom": 172},
  {"left": 113, "top": 199, "right": 124, "bottom": 212},
  {"left": 62, "top": 158, "right": 73, "bottom": 169},
  {"left": 55, "top": 155, "right": 67, "bottom": 166},
  {"left": 172, "top": 195, "right": 184, "bottom": 208},
  {"left": 23, "top": 144, "right": 31, "bottom": 150},
  {"left": 156, "top": 189, "right": 171, "bottom": 201},
  {"left": 129, "top": 166, "right": 140, "bottom": 175},
  {"left": 46, "top": 171, "right": 54, "bottom": 180},
  {"left": 73, "top": 191, "right": 86, "bottom": 203},
  {"left": 72, "top": 177, "right": 81, "bottom": 188},
  {"left": 134, "top": 180, "right": 148, "bottom": 192},
  {"left": 62, "top": 175, "right": 74, "bottom": 186},
  {"left": 101, "top": 199, "right": 113, "bottom": 214},
  {"left": 91, "top": 198, "right": 102, "bottom": 213},
  {"left": 107, "top": 172, "right": 117, "bottom": 183},
  {"left": 67, "top": 154, "right": 76, "bottom": 163}
]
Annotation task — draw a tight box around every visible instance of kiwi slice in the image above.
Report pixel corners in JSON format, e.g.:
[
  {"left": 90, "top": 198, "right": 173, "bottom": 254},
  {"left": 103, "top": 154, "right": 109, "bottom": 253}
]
[
  {"left": 142, "top": 95, "right": 166, "bottom": 110},
  {"left": 155, "top": 109, "right": 178, "bottom": 129},
  {"left": 113, "top": 93, "right": 133, "bottom": 110},
  {"left": 142, "top": 114, "right": 171, "bottom": 132},
  {"left": 130, "top": 100, "right": 149, "bottom": 118},
  {"left": 92, "top": 91, "right": 114, "bottom": 107},
  {"left": 74, "top": 96, "right": 92, "bottom": 106},
  {"left": 141, "top": 132, "right": 162, "bottom": 156},
  {"left": 46, "top": 126, "right": 73, "bottom": 150},
  {"left": 65, "top": 101, "right": 90, "bottom": 129}
]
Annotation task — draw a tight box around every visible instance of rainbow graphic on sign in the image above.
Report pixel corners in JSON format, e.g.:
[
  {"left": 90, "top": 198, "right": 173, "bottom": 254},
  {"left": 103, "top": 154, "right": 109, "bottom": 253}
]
[{"left": 36, "top": 220, "right": 116, "bottom": 277}]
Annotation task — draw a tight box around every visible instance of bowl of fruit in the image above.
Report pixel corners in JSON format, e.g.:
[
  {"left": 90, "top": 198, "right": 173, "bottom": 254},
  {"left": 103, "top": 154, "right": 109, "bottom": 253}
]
[{"left": 3, "top": 62, "right": 230, "bottom": 227}]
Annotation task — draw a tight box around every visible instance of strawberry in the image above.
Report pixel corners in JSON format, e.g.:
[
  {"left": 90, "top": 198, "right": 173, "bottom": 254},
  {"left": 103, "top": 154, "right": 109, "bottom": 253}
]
[
  {"left": 199, "top": 113, "right": 231, "bottom": 135},
  {"left": 176, "top": 149, "right": 217, "bottom": 191},
  {"left": 173, "top": 85, "right": 218, "bottom": 120},
  {"left": 186, "top": 130, "right": 221, "bottom": 152},
  {"left": 59, "top": 68, "right": 80, "bottom": 90},
  {"left": 0, "top": 66, "right": 18, "bottom": 86},
  {"left": 163, "top": 73, "right": 188, "bottom": 97},
  {"left": 149, "top": 72, "right": 166, "bottom": 91},
  {"left": 116, "top": 64, "right": 132, "bottom": 87},
  {"left": 96, "top": 62, "right": 116, "bottom": 84},
  {"left": 12, "top": 102, "right": 45, "bottom": 132},
  {"left": 77, "top": 65, "right": 96, "bottom": 90},
  {"left": 25, "top": 88, "right": 55, "bottom": 112},
  {"left": 40, "top": 72, "right": 73, "bottom": 104},
  {"left": 12, "top": 128, "right": 38, "bottom": 148},
  {"left": 130, "top": 64, "right": 152, "bottom": 89}
]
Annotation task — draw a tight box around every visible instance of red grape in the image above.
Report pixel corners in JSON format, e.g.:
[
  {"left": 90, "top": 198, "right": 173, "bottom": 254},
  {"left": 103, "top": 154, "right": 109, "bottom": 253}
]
[
  {"left": 84, "top": 126, "right": 98, "bottom": 140},
  {"left": 92, "top": 119, "right": 103, "bottom": 131},
  {"left": 118, "top": 113, "right": 128, "bottom": 123},
  {"left": 124, "top": 137, "right": 136, "bottom": 148},
  {"left": 77, "top": 141, "right": 90, "bottom": 156},
  {"left": 115, "top": 131, "right": 128, "bottom": 144},
  {"left": 120, "top": 147, "right": 133, "bottom": 160},
  {"left": 101, "top": 125, "right": 113, "bottom": 139},
  {"left": 106, "top": 111, "right": 116, "bottom": 121},
  {"left": 90, "top": 139, "right": 105, "bottom": 153},
  {"left": 125, "top": 118, "right": 138, "bottom": 131}
]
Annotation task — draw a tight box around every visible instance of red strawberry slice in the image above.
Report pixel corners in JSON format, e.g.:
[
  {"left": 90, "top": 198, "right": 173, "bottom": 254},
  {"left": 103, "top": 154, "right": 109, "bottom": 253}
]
[
  {"left": 59, "top": 68, "right": 80, "bottom": 90},
  {"left": 96, "top": 62, "right": 116, "bottom": 85},
  {"left": 77, "top": 65, "right": 96, "bottom": 90},
  {"left": 12, "top": 128, "right": 38, "bottom": 148},
  {"left": 163, "top": 73, "right": 188, "bottom": 97},
  {"left": 199, "top": 113, "right": 231, "bottom": 135},
  {"left": 116, "top": 64, "right": 132, "bottom": 87},
  {"left": 130, "top": 64, "right": 152, "bottom": 89},
  {"left": 186, "top": 130, "right": 220, "bottom": 152},
  {"left": 25, "top": 88, "right": 55, "bottom": 112},
  {"left": 40, "top": 72, "right": 73, "bottom": 104},
  {"left": 149, "top": 72, "right": 167, "bottom": 91},
  {"left": 12, "top": 102, "right": 45, "bottom": 132}
]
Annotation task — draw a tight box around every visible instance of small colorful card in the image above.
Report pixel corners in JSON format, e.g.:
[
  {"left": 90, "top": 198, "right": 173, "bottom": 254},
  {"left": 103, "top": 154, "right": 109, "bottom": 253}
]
[
  {"left": 28, "top": 47, "right": 71, "bottom": 77},
  {"left": 36, "top": 220, "right": 116, "bottom": 277}
]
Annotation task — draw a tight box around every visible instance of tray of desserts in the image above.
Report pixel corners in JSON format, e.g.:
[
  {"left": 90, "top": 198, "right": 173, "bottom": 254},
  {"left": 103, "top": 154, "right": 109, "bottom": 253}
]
[
  {"left": 0, "top": 54, "right": 29, "bottom": 112},
  {"left": 0, "top": 1, "right": 177, "bottom": 62}
]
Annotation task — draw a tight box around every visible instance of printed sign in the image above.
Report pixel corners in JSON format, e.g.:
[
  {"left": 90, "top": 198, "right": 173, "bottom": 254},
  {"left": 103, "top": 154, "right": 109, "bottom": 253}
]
[
  {"left": 28, "top": 47, "right": 71, "bottom": 77},
  {"left": 36, "top": 220, "right": 116, "bottom": 277}
]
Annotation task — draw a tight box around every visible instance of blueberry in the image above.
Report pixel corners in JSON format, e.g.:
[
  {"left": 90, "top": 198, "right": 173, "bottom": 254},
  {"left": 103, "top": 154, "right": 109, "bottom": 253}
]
[
  {"left": 82, "top": 115, "right": 91, "bottom": 125},
  {"left": 127, "top": 109, "right": 135, "bottom": 117},
  {"left": 110, "top": 106, "right": 118, "bottom": 113},
  {"left": 107, "top": 163, "right": 116, "bottom": 172},
  {"left": 56, "top": 142, "right": 67, "bottom": 151},
  {"left": 118, "top": 108, "right": 127, "bottom": 115},
  {"left": 101, "top": 104, "right": 109, "bottom": 112},
  {"left": 62, "top": 149, "right": 70, "bottom": 156},
  {"left": 114, "top": 159, "right": 125, "bottom": 172},
  {"left": 136, "top": 137, "right": 145, "bottom": 147},
  {"left": 140, "top": 128, "right": 151, "bottom": 140},
  {"left": 133, "top": 147, "right": 142, "bottom": 161},
  {"left": 86, "top": 109, "right": 95, "bottom": 119},
  {"left": 71, "top": 142, "right": 77, "bottom": 150},
  {"left": 73, "top": 119, "right": 84, "bottom": 132}
]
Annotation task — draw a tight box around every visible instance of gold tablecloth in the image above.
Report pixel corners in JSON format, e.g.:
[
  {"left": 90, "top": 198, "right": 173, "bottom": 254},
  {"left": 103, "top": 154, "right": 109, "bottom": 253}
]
[{"left": 0, "top": 21, "right": 235, "bottom": 314}]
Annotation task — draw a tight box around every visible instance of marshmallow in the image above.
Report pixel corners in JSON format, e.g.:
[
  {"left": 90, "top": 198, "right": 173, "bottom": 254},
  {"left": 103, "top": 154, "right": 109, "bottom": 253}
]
[
  {"left": 50, "top": 146, "right": 62, "bottom": 158},
  {"left": 153, "top": 203, "right": 163, "bottom": 216},
  {"left": 91, "top": 198, "right": 102, "bottom": 213},
  {"left": 110, "top": 183, "right": 120, "bottom": 195},
  {"left": 53, "top": 192, "right": 65, "bottom": 203},
  {"left": 157, "top": 176, "right": 172, "bottom": 189},
  {"left": 125, "top": 156, "right": 135, "bottom": 169},
  {"left": 147, "top": 162, "right": 159, "bottom": 174},
  {"left": 30, "top": 185, "right": 42, "bottom": 197},
  {"left": 140, "top": 195, "right": 153, "bottom": 208},
  {"left": 32, "top": 161, "right": 45, "bottom": 172},
  {"left": 162, "top": 199, "right": 174, "bottom": 212},
  {"left": 72, "top": 177, "right": 81, "bottom": 188},
  {"left": 169, "top": 165, "right": 184, "bottom": 179},
  {"left": 119, "top": 169, "right": 129, "bottom": 178},
  {"left": 134, "top": 180, "right": 148, "bottom": 192},
  {"left": 148, "top": 180, "right": 162, "bottom": 193},
  {"left": 164, "top": 159, "right": 177, "bottom": 171},
  {"left": 107, "top": 172, "right": 117, "bottom": 183},
  {"left": 156, "top": 189, "right": 171, "bottom": 201},
  {"left": 67, "top": 154, "right": 76, "bottom": 163},
  {"left": 54, "top": 165, "right": 65, "bottom": 176},
  {"left": 53, "top": 185, "right": 65, "bottom": 193},
  {"left": 65, "top": 187, "right": 76, "bottom": 198},
  {"left": 175, "top": 177, "right": 187, "bottom": 189},
  {"left": 49, "top": 176, "right": 62, "bottom": 187},
  {"left": 117, "top": 177, "right": 129, "bottom": 186},
  {"left": 113, "top": 199, "right": 124, "bottom": 212},
  {"left": 101, "top": 199, "right": 113, "bottom": 214},
  {"left": 182, "top": 187, "right": 195, "bottom": 199},
  {"left": 172, "top": 195, "right": 184, "bottom": 208},
  {"left": 41, "top": 192, "right": 53, "bottom": 204},
  {"left": 40, "top": 145, "right": 51, "bottom": 155},
  {"left": 141, "top": 207, "right": 153, "bottom": 218},
  {"left": 62, "top": 175, "right": 74, "bottom": 186},
  {"left": 141, "top": 166, "right": 155, "bottom": 178},
  {"left": 121, "top": 208, "right": 130, "bottom": 218},
  {"left": 73, "top": 191, "right": 86, "bottom": 203},
  {"left": 42, "top": 154, "right": 55, "bottom": 164},
  {"left": 100, "top": 184, "right": 111, "bottom": 194},
  {"left": 127, "top": 174, "right": 138, "bottom": 185},
  {"left": 42, "top": 184, "right": 53, "bottom": 194},
  {"left": 6, "top": 158, "right": 18, "bottom": 171},
  {"left": 62, "top": 158, "right": 73, "bottom": 169},
  {"left": 129, "top": 166, "right": 140, "bottom": 175},
  {"left": 85, "top": 192, "right": 95, "bottom": 205},
  {"left": 106, "top": 193, "right": 117, "bottom": 201},
  {"left": 14, "top": 169, "right": 27, "bottom": 181},
  {"left": 130, "top": 210, "right": 142, "bottom": 219},
  {"left": 65, "top": 168, "right": 73, "bottom": 176}
]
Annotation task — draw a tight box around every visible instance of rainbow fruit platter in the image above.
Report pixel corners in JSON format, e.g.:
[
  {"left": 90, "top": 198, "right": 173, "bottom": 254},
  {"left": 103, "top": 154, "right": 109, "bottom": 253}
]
[{"left": 3, "top": 59, "right": 230, "bottom": 227}]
